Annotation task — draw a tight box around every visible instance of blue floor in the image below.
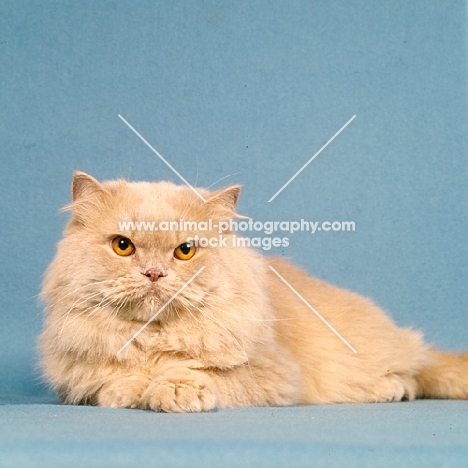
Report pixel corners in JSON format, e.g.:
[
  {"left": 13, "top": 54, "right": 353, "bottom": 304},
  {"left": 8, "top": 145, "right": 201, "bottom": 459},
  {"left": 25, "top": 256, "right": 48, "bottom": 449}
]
[{"left": 1, "top": 397, "right": 467, "bottom": 467}]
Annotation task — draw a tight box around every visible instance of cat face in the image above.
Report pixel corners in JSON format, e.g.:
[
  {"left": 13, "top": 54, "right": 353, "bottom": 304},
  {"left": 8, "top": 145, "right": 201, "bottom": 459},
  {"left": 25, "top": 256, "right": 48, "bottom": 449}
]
[{"left": 45, "top": 172, "right": 243, "bottom": 322}]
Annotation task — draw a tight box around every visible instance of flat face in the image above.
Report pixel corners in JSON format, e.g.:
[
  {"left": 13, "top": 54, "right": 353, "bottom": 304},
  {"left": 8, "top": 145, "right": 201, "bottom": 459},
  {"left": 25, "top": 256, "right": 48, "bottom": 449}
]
[{"left": 51, "top": 178, "right": 241, "bottom": 323}]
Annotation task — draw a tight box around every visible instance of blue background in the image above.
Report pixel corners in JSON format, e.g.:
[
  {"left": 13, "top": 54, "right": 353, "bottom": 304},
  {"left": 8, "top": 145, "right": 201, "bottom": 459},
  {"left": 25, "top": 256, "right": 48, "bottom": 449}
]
[{"left": 0, "top": 1, "right": 467, "bottom": 466}]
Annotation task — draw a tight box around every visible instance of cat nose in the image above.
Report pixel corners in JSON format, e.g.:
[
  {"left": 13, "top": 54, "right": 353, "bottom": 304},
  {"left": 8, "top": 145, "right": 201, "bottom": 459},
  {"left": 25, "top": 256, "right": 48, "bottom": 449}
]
[{"left": 142, "top": 268, "right": 166, "bottom": 283}]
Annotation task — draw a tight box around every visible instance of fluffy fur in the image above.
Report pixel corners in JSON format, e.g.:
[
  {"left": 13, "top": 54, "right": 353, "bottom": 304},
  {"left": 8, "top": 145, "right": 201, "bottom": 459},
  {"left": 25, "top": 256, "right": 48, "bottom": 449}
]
[{"left": 39, "top": 172, "right": 468, "bottom": 411}]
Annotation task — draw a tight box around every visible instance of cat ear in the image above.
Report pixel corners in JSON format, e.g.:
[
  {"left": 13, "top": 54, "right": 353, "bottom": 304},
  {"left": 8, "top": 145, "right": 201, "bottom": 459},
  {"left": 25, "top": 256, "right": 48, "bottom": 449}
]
[
  {"left": 205, "top": 185, "right": 248, "bottom": 220},
  {"left": 206, "top": 185, "right": 242, "bottom": 212},
  {"left": 72, "top": 171, "right": 104, "bottom": 202},
  {"left": 62, "top": 172, "right": 109, "bottom": 223}
]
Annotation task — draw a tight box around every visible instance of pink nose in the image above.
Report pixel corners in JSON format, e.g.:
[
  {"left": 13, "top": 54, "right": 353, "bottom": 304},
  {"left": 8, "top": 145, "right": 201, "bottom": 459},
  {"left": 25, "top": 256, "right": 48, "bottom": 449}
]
[{"left": 142, "top": 268, "right": 165, "bottom": 283}]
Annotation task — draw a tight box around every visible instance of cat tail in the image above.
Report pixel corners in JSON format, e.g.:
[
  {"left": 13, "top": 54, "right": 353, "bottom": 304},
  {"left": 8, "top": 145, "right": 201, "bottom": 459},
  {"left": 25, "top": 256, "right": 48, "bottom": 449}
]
[{"left": 416, "top": 349, "right": 468, "bottom": 399}]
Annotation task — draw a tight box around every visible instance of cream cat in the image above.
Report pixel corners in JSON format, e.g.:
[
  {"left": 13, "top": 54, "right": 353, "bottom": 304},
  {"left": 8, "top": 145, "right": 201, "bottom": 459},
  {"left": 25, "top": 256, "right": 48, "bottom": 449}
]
[{"left": 39, "top": 172, "right": 468, "bottom": 411}]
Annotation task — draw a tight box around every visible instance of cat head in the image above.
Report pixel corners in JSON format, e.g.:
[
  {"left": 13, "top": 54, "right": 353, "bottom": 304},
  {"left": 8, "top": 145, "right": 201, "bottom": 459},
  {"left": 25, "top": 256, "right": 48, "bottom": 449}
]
[{"left": 43, "top": 171, "right": 262, "bottom": 323}]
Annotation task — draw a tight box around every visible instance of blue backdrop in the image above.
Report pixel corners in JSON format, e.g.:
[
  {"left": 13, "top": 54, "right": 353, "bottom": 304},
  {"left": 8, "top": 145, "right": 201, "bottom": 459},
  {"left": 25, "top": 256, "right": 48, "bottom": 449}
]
[{"left": 0, "top": 0, "right": 466, "bottom": 408}]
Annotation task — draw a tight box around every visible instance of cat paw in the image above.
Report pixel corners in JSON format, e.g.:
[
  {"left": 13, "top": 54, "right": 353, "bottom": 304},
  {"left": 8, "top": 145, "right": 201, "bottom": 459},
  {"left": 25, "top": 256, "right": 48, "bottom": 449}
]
[
  {"left": 97, "top": 377, "right": 151, "bottom": 409},
  {"left": 371, "top": 374, "right": 417, "bottom": 402},
  {"left": 142, "top": 367, "right": 217, "bottom": 412}
]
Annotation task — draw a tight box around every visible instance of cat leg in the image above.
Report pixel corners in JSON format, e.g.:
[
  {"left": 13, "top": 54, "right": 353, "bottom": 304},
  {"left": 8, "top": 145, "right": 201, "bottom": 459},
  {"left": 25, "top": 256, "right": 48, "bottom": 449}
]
[
  {"left": 97, "top": 375, "right": 153, "bottom": 409},
  {"left": 142, "top": 350, "right": 302, "bottom": 412},
  {"left": 145, "top": 326, "right": 253, "bottom": 368},
  {"left": 142, "top": 365, "right": 218, "bottom": 412},
  {"left": 210, "top": 356, "right": 302, "bottom": 409}
]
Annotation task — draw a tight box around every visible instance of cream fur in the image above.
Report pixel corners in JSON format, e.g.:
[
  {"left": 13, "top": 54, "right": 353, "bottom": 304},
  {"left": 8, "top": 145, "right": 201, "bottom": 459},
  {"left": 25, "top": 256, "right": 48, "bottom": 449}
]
[{"left": 39, "top": 172, "right": 468, "bottom": 412}]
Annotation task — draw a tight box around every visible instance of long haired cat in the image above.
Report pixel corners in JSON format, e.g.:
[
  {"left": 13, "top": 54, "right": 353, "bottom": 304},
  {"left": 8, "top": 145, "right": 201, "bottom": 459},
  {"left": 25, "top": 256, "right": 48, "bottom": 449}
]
[{"left": 39, "top": 172, "right": 468, "bottom": 411}]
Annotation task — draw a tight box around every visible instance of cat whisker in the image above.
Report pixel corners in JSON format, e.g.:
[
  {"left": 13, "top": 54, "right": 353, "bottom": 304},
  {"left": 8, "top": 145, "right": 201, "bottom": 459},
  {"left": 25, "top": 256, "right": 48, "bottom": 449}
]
[
  {"left": 43, "top": 280, "right": 115, "bottom": 309},
  {"left": 179, "top": 301, "right": 206, "bottom": 328},
  {"left": 50, "top": 293, "right": 106, "bottom": 345},
  {"left": 56, "top": 285, "right": 117, "bottom": 321},
  {"left": 206, "top": 173, "right": 238, "bottom": 190},
  {"left": 68, "top": 295, "right": 123, "bottom": 349},
  {"left": 55, "top": 285, "right": 124, "bottom": 341}
]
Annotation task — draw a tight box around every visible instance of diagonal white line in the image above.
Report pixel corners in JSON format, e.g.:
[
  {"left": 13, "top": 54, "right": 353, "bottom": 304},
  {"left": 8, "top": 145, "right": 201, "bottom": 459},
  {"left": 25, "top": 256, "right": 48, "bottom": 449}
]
[
  {"left": 118, "top": 114, "right": 207, "bottom": 202},
  {"left": 268, "top": 115, "right": 356, "bottom": 202},
  {"left": 269, "top": 266, "right": 357, "bottom": 354},
  {"left": 116, "top": 266, "right": 206, "bottom": 355}
]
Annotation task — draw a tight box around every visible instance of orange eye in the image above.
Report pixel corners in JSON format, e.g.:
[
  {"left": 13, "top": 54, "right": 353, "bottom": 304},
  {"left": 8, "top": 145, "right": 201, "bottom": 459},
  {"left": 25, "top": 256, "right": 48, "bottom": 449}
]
[
  {"left": 112, "top": 236, "right": 135, "bottom": 256},
  {"left": 174, "top": 242, "right": 196, "bottom": 261}
]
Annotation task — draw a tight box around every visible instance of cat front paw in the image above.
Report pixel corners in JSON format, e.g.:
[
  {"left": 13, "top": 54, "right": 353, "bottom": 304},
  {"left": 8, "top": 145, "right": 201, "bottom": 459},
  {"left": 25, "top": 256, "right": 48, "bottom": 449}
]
[
  {"left": 97, "top": 376, "right": 151, "bottom": 409},
  {"left": 142, "top": 367, "right": 217, "bottom": 412}
]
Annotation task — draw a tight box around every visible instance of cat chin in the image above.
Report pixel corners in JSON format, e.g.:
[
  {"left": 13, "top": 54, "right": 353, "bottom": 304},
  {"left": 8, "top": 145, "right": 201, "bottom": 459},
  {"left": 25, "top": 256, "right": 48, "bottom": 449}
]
[{"left": 122, "top": 295, "right": 169, "bottom": 323}]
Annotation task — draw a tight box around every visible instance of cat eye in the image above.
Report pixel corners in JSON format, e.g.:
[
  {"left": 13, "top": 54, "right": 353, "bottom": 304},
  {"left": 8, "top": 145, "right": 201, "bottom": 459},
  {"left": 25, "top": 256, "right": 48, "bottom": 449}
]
[
  {"left": 174, "top": 242, "right": 196, "bottom": 261},
  {"left": 111, "top": 236, "right": 136, "bottom": 256}
]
